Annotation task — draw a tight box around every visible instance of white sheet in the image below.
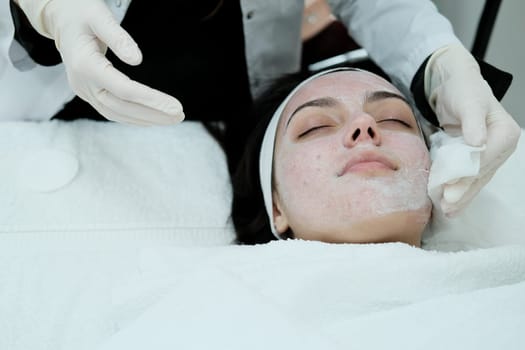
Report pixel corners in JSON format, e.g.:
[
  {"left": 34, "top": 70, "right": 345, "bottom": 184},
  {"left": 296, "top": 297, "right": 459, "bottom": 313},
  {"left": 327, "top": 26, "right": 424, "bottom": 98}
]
[
  {"left": 98, "top": 241, "right": 525, "bottom": 350},
  {"left": 1, "top": 121, "right": 524, "bottom": 350},
  {"left": 1, "top": 241, "right": 524, "bottom": 350}
]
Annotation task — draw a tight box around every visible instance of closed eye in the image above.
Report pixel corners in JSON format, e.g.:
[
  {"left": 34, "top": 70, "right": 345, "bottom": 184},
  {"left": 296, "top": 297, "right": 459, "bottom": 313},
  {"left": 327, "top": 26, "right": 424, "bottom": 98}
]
[
  {"left": 298, "top": 125, "right": 331, "bottom": 138},
  {"left": 378, "top": 118, "right": 412, "bottom": 128}
]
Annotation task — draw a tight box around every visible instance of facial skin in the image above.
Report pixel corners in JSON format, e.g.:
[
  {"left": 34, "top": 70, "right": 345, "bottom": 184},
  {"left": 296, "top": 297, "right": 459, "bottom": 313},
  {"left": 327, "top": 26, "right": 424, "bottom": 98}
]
[{"left": 272, "top": 71, "right": 432, "bottom": 246}]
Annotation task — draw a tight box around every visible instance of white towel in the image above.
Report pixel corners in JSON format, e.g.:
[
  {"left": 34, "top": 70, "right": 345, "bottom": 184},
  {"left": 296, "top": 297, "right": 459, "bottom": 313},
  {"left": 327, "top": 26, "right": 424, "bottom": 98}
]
[
  {"left": 0, "top": 120, "right": 235, "bottom": 245},
  {"left": 94, "top": 241, "right": 525, "bottom": 350}
]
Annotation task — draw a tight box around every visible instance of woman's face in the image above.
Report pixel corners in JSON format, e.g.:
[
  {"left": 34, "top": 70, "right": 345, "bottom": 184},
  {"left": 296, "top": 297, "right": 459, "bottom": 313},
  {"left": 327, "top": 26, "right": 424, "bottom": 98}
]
[{"left": 272, "top": 71, "right": 432, "bottom": 246}]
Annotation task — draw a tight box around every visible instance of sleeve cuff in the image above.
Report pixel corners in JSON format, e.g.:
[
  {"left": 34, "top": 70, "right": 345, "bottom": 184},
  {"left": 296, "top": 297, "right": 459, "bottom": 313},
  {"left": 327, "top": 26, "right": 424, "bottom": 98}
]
[{"left": 10, "top": 0, "right": 62, "bottom": 66}]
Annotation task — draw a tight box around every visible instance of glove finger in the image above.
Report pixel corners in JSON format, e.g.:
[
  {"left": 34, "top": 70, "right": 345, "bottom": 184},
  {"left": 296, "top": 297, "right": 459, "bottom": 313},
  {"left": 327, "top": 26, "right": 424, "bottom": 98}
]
[
  {"left": 89, "top": 7, "right": 142, "bottom": 65},
  {"left": 456, "top": 98, "right": 488, "bottom": 147},
  {"left": 87, "top": 63, "right": 184, "bottom": 121},
  {"left": 440, "top": 142, "right": 504, "bottom": 204},
  {"left": 90, "top": 97, "right": 155, "bottom": 126},
  {"left": 478, "top": 108, "right": 521, "bottom": 173},
  {"left": 441, "top": 150, "right": 506, "bottom": 216},
  {"left": 115, "top": 81, "right": 184, "bottom": 121},
  {"left": 96, "top": 88, "right": 185, "bottom": 125},
  {"left": 441, "top": 168, "right": 497, "bottom": 217},
  {"left": 442, "top": 177, "right": 474, "bottom": 203},
  {"left": 445, "top": 178, "right": 460, "bottom": 185},
  {"left": 439, "top": 107, "right": 519, "bottom": 213},
  {"left": 440, "top": 141, "right": 502, "bottom": 207},
  {"left": 442, "top": 107, "right": 521, "bottom": 217}
]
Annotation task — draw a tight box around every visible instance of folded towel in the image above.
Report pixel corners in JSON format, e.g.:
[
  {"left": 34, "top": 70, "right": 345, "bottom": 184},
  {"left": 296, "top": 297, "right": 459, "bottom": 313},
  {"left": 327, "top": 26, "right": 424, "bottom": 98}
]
[{"left": 0, "top": 120, "right": 235, "bottom": 245}]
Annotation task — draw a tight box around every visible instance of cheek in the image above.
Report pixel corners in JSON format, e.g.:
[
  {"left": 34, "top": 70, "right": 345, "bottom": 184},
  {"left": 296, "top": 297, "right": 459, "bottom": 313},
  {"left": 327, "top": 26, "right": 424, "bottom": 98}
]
[
  {"left": 274, "top": 144, "right": 334, "bottom": 208},
  {"left": 388, "top": 134, "right": 430, "bottom": 170},
  {"left": 382, "top": 134, "right": 431, "bottom": 206},
  {"left": 277, "top": 148, "right": 323, "bottom": 190}
]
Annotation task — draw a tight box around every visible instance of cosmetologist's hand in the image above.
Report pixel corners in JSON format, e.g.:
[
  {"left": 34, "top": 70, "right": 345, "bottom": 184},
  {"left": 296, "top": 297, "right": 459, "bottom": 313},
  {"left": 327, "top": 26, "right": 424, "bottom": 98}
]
[
  {"left": 425, "top": 43, "right": 521, "bottom": 216},
  {"left": 15, "top": 0, "right": 184, "bottom": 125}
]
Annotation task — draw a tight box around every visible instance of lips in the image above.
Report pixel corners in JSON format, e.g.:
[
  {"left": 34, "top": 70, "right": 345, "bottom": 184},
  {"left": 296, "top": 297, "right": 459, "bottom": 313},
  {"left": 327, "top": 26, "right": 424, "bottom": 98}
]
[{"left": 338, "top": 150, "right": 399, "bottom": 176}]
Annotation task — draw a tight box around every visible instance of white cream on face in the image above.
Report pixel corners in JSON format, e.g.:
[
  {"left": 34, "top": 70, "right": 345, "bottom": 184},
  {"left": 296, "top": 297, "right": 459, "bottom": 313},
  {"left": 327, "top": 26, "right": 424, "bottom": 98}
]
[{"left": 272, "top": 71, "right": 432, "bottom": 244}]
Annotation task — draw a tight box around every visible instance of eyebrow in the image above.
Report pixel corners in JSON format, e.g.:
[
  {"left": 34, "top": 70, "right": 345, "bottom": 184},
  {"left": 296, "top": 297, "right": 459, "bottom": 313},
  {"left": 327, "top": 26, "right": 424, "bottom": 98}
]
[
  {"left": 365, "top": 90, "right": 410, "bottom": 106},
  {"left": 286, "top": 97, "right": 339, "bottom": 128},
  {"left": 284, "top": 90, "right": 411, "bottom": 130}
]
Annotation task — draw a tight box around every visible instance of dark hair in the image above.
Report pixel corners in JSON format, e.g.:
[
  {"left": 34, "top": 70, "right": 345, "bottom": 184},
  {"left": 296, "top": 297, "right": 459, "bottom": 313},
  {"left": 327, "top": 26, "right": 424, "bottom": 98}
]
[
  {"left": 230, "top": 71, "right": 312, "bottom": 244},
  {"left": 231, "top": 64, "right": 393, "bottom": 245}
]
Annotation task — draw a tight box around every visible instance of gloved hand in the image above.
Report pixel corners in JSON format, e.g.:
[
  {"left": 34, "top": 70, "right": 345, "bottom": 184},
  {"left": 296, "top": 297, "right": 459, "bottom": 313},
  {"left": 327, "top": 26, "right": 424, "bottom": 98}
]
[
  {"left": 15, "top": 0, "right": 184, "bottom": 125},
  {"left": 425, "top": 43, "right": 521, "bottom": 216}
]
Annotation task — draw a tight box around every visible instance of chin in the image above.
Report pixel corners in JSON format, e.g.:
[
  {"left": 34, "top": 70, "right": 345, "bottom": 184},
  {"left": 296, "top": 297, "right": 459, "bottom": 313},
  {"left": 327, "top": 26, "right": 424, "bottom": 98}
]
[{"left": 297, "top": 210, "right": 429, "bottom": 246}]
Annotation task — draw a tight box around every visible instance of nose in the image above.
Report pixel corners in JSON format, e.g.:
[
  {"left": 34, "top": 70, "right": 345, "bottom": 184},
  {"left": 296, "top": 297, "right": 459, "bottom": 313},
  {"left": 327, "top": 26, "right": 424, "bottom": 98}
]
[{"left": 343, "top": 114, "right": 381, "bottom": 148}]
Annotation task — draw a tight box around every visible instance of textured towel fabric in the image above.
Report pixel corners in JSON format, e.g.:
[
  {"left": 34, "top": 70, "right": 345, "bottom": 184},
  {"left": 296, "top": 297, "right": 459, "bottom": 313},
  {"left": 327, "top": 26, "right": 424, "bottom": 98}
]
[
  {"left": 0, "top": 120, "right": 235, "bottom": 245},
  {"left": 2, "top": 241, "right": 525, "bottom": 350},
  {"left": 97, "top": 241, "right": 525, "bottom": 350}
]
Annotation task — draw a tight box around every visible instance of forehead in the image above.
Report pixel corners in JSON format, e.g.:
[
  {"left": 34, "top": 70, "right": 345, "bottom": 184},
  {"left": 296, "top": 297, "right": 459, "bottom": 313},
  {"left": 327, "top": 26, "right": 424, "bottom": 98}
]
[{"left": 280, "top": 71, "right": 401, "bottom": 122}]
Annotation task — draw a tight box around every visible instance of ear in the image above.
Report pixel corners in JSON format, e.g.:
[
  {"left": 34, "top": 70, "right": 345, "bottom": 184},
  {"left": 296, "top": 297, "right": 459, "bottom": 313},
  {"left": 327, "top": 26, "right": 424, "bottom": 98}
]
[{"left": 272, "top": 191, "right": 290, "bottom": 234}]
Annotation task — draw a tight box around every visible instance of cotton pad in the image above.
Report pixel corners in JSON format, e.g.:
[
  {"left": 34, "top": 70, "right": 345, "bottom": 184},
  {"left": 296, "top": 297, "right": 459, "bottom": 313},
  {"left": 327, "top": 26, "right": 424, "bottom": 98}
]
[
  {"left": 16, "top": 148, "right": 79, "bottom": 192},
  {"left": 427, "top": 130, "right": 485, "bottom": 211}
]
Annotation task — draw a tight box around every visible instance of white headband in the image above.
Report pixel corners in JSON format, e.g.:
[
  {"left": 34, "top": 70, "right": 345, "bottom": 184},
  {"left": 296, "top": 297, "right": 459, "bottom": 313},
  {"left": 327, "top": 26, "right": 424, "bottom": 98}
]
[{"left": 259, "top": 67, "right": 360, "bottom": 239}]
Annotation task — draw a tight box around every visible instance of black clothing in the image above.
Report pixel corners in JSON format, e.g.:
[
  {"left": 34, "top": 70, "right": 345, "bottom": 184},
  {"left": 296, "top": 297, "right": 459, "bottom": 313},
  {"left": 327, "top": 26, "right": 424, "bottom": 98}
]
[{"left": 11, "top": 0, "right": 254, "bottom": 173}]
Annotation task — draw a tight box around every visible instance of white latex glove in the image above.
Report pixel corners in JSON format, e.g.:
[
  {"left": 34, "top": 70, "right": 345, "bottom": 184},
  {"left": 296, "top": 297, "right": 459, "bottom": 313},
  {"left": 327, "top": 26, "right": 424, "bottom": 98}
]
[
  {"left": 425, "top": 43, "right": 521, "bottom": 216},
  {"left": 15, "top": 0, "right": 184, "bottom": 126}
]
